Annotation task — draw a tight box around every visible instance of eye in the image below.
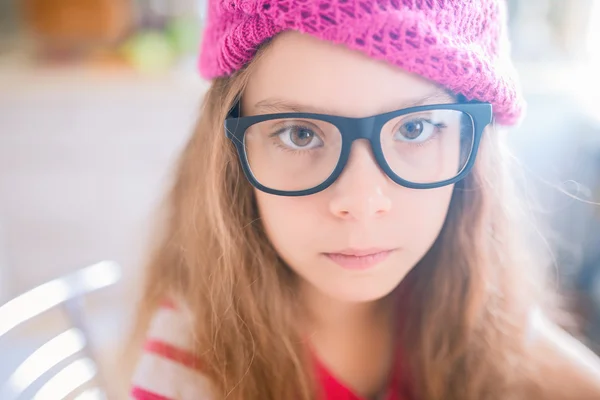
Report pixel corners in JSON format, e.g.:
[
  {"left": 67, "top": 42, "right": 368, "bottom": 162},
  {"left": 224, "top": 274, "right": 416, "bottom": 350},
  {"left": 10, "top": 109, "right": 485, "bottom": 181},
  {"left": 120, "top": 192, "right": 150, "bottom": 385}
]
[
  {"left": 394, "top": 118, "right": 438, "bottom": 143},
  {"left": 277, "top": 125, "right": 324, "bottom": 150}
]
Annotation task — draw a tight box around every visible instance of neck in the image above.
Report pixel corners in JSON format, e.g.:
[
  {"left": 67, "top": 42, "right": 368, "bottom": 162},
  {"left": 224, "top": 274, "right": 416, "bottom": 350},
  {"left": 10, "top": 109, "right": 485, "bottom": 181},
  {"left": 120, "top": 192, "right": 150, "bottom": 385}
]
[
  {"left": 298, "top": 281, "right": 399, "bottom": 399},
  {"left": 299, "top": 281, "right": 397, "bottom": 336}
]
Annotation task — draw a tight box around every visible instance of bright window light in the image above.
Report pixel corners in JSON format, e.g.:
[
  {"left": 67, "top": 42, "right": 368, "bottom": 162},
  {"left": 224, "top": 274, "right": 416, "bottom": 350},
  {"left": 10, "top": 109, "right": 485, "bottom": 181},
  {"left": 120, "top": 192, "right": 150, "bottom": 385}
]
[
  {"left": 74, "top": 387, "right": 106, "bottom": 400},
  {"left": 77, "top": 261, "right": 121, "bottom": 293},
  {"left": 587, "top": 1, "right": 600, "bottom": 63},
  {"left": 33, "top": 358, "right": 97, "bottom": 400},
  {"left": 0, "top": 280, "right": 70, "bottom": 337},
  {"left": 0, "top": 261, "right": 121, "bottom": 336},
  {"left": 8, "top": 328, "right": 86, "bottom": 394}
]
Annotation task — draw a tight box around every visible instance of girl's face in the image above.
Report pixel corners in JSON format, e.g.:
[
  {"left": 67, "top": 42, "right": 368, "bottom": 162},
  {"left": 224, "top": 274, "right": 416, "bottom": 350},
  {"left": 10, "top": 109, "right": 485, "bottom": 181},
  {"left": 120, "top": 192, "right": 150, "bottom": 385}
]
[{"left": 243, "top": 32, "right": 455, "bottom": 303}]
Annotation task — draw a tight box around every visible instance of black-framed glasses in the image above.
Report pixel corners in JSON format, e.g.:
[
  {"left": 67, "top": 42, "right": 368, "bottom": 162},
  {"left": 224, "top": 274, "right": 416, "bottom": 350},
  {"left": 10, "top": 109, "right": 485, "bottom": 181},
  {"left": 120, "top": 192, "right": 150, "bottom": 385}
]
[{"left": 224, "top": 101, "right": 492, "bottom": 196}]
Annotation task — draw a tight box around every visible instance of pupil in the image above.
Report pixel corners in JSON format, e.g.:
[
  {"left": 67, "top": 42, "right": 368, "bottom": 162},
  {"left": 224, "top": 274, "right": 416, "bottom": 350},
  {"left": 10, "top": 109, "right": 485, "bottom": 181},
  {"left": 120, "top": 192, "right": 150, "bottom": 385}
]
[
  {"left": 292, "top": 128, "right": 313, "bottom": 146},
  {"left": 402, "top": 121, "right": 423, "bottom": 139}
]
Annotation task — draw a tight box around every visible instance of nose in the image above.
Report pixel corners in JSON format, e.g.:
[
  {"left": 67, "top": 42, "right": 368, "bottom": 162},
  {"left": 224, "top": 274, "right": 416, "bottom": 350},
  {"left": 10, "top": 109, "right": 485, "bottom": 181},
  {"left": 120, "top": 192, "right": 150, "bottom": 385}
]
[{"left": 328, "top": 140, "right": 392, "bottom": 220}]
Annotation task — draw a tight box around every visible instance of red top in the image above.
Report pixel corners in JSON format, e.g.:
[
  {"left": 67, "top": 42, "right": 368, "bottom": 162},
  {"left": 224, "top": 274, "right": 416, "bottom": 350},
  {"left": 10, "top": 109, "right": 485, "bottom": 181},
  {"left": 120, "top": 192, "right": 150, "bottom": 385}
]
[
  {"left": 314, "top": 349, "right": 410, "bottom": 400},
  {"left": 130, "top": 301, "right": 412, "bottom": 399}
]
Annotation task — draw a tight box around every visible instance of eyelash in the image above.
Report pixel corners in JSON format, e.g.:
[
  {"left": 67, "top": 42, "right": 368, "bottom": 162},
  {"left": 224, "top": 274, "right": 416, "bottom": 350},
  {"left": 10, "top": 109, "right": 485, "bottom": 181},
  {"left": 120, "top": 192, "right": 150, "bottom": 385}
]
[
  {"left": 402, "top": 120, "right": 446, "bottom": 147},
  {"left": 269, "top": 126, "right": 322, "bottom": 155}
]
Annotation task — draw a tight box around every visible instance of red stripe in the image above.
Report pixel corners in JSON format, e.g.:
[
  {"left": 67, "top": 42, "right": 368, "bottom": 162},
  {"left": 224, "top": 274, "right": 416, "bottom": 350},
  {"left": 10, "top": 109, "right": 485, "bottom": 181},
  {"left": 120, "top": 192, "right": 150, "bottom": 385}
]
[
  {"left": 131, "top": 386, "right": 173, "bottom": 400},
  {"left": 144, "top": 339, "right": 202, "bottom": 370}
]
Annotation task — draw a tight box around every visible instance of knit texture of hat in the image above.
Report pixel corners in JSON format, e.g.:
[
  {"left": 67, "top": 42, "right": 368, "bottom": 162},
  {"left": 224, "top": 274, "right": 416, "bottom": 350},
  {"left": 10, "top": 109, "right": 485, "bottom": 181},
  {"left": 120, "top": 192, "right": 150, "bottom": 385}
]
[{"left": 198, "top": 0, "right": 525, "bottom": 126}]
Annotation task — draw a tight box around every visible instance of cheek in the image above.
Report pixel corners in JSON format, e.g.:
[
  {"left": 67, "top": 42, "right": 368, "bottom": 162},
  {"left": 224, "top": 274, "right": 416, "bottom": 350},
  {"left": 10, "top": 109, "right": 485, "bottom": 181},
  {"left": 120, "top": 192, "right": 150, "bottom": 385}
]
[
  {"left": 392, "top": 185, "right": 454, "bottom": 251},
  {"left": 254, "top": 191, "right": 319, "bottom": 258}
]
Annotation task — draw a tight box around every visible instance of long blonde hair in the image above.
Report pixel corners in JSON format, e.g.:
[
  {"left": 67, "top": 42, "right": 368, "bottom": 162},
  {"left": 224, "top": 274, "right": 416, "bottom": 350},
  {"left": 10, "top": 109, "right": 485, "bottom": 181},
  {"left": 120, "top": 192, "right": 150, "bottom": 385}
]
[{"left": 128, "top": 51, "right": 558, "bottom": 399}]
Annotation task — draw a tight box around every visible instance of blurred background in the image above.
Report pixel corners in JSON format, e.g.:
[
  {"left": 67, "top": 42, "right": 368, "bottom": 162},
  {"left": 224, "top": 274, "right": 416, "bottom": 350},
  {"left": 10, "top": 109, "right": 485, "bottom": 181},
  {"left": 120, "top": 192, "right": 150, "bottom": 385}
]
[{"left": 0, "top": 0, "right": 599, "bottom": 399}]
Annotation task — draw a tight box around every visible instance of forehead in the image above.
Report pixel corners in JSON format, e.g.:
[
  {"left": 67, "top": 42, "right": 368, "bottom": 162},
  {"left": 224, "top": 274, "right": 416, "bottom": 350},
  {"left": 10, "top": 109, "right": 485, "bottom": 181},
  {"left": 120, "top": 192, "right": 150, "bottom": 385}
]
[{"left": 243, "top": 31, "right": 454, "bottom": 118}]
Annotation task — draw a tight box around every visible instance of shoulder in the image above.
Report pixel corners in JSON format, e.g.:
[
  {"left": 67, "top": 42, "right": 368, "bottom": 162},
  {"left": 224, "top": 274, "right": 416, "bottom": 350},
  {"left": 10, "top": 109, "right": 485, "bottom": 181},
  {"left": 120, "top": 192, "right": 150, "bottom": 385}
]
[
  {"left": 526, "top": 308, "right": 600, "bottom": 400},
  {"left": 130, "top": 300, "right": 215, "bottom": 400}
]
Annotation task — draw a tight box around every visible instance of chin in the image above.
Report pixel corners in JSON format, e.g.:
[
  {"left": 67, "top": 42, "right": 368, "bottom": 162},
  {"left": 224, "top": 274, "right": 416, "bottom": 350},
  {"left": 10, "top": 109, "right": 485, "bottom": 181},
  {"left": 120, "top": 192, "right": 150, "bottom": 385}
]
[
  {"left": 322, "top": 281, "right": 400, "bottom": 304},
  {"left": 323, "top": 263, "right": 411, "bottom": 304}
]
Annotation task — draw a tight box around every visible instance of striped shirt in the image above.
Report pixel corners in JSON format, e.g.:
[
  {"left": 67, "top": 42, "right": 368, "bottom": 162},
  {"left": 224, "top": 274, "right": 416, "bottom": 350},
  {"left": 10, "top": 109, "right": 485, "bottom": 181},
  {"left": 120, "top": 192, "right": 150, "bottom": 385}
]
[
  {"left": 130, "top": 301, "right": 214, "bottom": 399},
  {"left": 130, "top": 301, "right": 408, "bottom": 400}
]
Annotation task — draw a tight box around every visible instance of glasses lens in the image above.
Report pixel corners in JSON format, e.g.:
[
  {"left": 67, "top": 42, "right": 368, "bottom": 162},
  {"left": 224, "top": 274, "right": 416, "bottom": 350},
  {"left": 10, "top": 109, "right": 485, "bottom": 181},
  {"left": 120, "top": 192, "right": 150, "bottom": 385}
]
[
  {"left": 244, "top": 118, "right": 342, "bottom": 191},
  {"left": 380, "top": 109, "right": 474, "bottom": 184}
]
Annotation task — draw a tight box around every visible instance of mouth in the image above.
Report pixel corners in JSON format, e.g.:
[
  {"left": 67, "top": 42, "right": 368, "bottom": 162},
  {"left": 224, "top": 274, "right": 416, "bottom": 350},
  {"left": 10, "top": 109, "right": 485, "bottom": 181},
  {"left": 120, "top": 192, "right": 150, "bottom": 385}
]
[{"left": 323, "top": 248, "right": 397, "bottom": 271}]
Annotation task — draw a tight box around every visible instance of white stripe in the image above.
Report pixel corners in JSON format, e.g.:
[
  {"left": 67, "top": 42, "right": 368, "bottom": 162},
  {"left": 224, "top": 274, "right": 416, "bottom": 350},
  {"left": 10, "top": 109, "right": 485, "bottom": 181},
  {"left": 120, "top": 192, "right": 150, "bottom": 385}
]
[
  {"left": 146, "top": 308, "right": 194, "bottom": 351},
  {"left": 132, "top": 353, "right": 214, "bottom": 400}
]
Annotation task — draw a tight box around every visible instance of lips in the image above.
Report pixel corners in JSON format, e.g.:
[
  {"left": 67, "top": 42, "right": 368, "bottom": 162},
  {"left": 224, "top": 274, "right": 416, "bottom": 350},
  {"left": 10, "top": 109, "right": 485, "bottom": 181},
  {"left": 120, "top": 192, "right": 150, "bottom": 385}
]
[{"left": 323, "top": 248, "right": 396, "bottom": 271}]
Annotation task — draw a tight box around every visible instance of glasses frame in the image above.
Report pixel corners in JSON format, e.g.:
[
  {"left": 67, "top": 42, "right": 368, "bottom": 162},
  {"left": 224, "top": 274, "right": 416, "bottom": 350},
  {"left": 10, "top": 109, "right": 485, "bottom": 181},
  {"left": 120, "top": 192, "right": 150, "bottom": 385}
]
[{"left": 224, "top": 100, "right": 493, "bottom": 196}]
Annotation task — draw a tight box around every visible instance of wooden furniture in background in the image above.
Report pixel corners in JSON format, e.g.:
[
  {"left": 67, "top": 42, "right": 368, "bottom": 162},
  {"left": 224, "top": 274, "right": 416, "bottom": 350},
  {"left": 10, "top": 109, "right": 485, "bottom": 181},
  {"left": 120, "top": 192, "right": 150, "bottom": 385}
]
[{"left": 21, "top": 0, "right": 133, "bottom": 46}]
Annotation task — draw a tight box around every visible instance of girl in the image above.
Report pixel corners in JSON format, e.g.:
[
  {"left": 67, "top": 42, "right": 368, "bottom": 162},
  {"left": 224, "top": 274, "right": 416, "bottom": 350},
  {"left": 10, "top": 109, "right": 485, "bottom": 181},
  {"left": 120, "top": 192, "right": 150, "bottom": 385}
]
[{"left": 128, "top": 1, "right": 600, "bottom": 399}]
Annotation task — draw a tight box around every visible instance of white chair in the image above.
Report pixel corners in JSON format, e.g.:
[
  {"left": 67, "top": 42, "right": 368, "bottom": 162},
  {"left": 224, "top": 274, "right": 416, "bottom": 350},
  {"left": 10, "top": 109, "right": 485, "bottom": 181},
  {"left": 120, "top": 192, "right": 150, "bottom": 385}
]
[{"left": 0, "top": 261, "right": 122, "bottom": 400}]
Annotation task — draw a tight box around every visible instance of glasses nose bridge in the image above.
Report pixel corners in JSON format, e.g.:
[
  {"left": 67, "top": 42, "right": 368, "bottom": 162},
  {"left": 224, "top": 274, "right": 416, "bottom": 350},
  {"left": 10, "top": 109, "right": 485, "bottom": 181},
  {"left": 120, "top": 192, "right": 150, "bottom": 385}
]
[
  {"left": 343, "top": 115, "right": 379, "bottom": 144},
  {"left": 336, "top": 115, "right": 385, "bottom": 180}
]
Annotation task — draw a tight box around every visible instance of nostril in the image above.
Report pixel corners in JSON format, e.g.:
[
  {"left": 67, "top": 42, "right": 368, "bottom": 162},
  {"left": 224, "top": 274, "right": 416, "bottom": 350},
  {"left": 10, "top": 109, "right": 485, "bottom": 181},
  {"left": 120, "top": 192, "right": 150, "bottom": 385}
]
[{"left": 330, "top": 205, "right": 352, "bottom": 219}]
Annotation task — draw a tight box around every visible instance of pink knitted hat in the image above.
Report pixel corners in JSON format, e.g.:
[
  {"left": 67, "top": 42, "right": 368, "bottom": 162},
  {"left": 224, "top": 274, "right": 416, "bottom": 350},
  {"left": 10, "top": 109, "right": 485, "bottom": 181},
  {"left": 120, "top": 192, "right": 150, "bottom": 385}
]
[{"left": 198, "top": 0, "right": 525, "bottom": 125}]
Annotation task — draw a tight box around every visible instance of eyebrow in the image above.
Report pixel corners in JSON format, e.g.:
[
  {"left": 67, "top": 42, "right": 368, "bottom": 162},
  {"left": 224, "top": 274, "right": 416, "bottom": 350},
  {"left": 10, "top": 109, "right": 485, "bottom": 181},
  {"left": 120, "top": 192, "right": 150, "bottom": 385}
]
[{"left": 252, "top": 91, "right": 456, "bottom": 115}]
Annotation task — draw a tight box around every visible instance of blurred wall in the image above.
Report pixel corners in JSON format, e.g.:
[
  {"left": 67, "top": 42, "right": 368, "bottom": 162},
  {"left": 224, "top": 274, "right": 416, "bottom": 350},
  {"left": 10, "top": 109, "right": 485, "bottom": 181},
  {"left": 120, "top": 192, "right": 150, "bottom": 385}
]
[{"left": 0, "top": 71, "right": 207, "bottom": 301}]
